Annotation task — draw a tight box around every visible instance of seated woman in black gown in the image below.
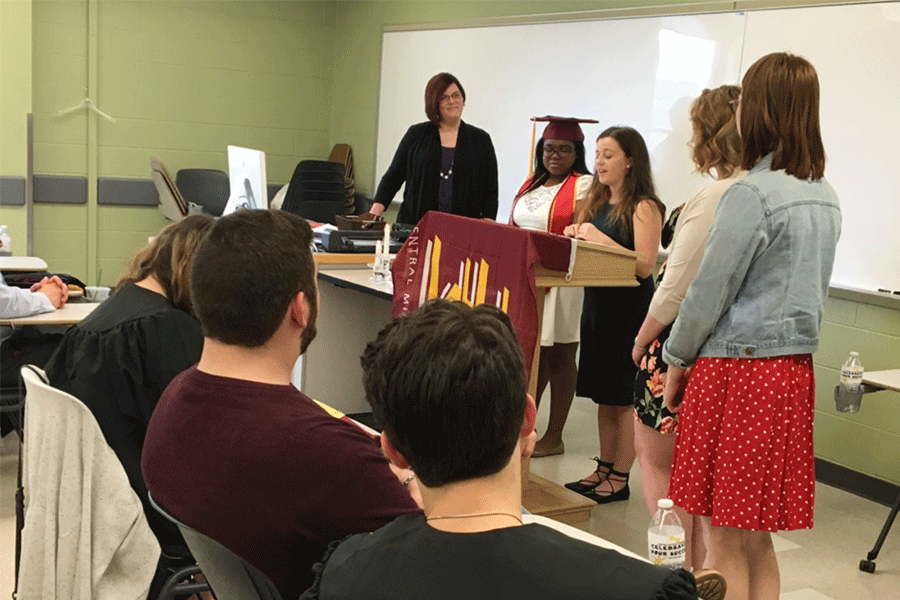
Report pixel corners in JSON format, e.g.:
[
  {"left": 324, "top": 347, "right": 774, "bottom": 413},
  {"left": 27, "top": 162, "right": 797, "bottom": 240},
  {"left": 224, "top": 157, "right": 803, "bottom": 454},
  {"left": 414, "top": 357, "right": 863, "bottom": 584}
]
[{"left": 44, "top": 214, "right": 214, "bottom": 593}]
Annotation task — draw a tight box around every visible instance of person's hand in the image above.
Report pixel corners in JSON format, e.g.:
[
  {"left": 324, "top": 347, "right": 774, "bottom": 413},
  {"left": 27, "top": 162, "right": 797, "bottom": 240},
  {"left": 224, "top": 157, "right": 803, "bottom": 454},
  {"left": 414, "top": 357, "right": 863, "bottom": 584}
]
[
  {"left": 663, "top": 365, "right": 691, "bottom": 413},
  {"left": 632, "top": 344, "right": 646, "bottom": 368},
  {"left": 32, "top": 277, "right": 65, "bottom": 309},
  {"left": 563, "top": 224, "right": 579, "bottom": 238},
  {"left": 573, "top": 222, "right": 616, "bottom": 246},
  {"left": 48, "top": 275, "right": 69, "bottom": 304},
  {"left": 368, "top": 202, "right": 386, "bottom": 217}
]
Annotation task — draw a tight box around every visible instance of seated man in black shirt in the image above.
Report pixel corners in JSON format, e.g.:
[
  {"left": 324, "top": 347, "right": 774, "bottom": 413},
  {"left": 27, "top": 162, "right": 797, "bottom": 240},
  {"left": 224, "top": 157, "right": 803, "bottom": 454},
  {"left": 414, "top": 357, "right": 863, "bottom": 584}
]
[{"left": 303, "top": 300, "right": 710, "bottom": 600}]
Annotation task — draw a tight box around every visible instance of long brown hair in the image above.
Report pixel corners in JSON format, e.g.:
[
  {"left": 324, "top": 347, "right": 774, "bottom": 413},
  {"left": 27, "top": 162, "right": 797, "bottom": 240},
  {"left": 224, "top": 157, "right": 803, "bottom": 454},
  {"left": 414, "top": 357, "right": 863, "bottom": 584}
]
[
  {"left": 579, "top": 126, "right": 664, "bottom": 239},
  {"left": 739, "top": 52, "right": 825, "bottom": 179},
  {"left": 117, "top": 214, "right": 214, "bottom": 316},
  {"left": 691, "top": 85, "right": 742, "bottom": 178}
]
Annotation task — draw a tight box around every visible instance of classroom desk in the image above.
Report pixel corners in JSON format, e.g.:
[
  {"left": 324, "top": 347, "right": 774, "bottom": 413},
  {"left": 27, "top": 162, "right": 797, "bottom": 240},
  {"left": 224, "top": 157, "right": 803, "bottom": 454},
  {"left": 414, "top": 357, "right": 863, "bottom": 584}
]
[
  {"left": 0, "top": 301, "right": 98, "bottom": 326},
  {"left": 857, "top": 369, "right": 900, "bottom": 574},
  {"left": 862, "top": 369, "right": 900, "bottom": 393},
  {"left": 522, "top": 514, "right": 645, "bottom": 561},
  {"left": 299, "top": 264, "right": 391, "bottom": 415},
  {"left": 0, "top": 256, "right": 48, "bottom": 272}
]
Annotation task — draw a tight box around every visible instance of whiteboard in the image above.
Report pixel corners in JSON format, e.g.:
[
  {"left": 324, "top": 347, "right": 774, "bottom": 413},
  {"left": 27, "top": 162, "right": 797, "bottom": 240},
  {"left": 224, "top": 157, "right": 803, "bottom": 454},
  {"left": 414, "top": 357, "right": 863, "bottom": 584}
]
[
  {"left": 377, "top": 2, "right": 900, "bottom": 293},
  {"left": 741, "top": 2, "right": 900, "bottom": 292}
]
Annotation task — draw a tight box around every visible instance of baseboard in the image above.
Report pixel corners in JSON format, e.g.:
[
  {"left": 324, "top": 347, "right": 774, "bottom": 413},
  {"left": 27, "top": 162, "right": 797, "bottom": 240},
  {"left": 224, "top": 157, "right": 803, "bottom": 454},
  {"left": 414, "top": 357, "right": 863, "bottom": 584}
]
[{"left": 815, "top": 458, "right": 899, "bottom": 507}]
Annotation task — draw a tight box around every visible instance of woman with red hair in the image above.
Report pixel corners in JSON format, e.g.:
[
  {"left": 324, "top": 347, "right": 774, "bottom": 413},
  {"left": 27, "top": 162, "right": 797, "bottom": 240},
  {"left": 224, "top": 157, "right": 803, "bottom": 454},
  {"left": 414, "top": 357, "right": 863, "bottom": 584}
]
[{"left": 370, "top": 73, "right": 498, "bottom": 225}]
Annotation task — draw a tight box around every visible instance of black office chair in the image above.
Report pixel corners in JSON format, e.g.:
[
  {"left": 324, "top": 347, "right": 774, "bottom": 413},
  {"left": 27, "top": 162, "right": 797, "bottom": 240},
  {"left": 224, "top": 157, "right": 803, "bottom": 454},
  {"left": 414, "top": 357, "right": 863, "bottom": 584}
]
[
  {"left": 176, "top": 168, "right": 230, "bottom": 217},
  {"left": 149, "top": 493, "right": 285, "bottom": 600},
  {"left": 280, "top": 160, "right": 347, "bottom": 225}
]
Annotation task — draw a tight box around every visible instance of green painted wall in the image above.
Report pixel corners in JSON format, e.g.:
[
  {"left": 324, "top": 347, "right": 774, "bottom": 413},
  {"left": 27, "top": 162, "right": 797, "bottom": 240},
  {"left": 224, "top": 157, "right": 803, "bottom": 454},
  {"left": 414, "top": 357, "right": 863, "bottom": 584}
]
[
  {"left": 814, "top": 295, "right": 900, "bottom": 486},
  {"left": 0, "top": 0, "right": 33, "bottom": 246},
  {"left": 20, "top": 0, "right": 336, "bottom": 283}
]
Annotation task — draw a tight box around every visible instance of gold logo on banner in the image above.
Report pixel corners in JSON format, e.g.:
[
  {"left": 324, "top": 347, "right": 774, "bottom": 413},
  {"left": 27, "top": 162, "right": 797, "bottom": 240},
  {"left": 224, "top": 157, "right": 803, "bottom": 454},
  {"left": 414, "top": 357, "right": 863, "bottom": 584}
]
[{"left": 420, "top": 235, "right": 509, "bottom": 312}]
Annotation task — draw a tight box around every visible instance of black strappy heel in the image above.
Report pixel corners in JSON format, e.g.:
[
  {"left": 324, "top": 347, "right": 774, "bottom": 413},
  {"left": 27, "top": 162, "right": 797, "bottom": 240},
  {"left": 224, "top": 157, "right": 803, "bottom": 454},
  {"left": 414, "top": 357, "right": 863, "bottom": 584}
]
[
  {"left": 583, "top": 468, "right": 630, "bottom": 504},
  {"left": 564, "top": 457, "right": 613, "bottom": 494}
]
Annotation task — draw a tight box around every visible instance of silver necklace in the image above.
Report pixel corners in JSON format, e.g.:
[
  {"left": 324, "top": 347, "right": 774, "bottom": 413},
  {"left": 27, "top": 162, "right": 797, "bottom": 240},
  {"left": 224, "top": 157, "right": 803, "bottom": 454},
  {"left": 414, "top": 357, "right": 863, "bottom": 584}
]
[
  {"left": 426, "top": 511, "right": 523, "bottom": 524},
  {"left": 440, "top": 161, "right": 454, "bottom": 180}
]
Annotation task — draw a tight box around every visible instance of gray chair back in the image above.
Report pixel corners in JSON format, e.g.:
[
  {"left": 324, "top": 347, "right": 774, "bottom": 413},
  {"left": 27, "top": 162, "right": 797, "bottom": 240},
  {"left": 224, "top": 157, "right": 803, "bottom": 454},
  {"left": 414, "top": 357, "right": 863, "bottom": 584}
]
[{"left": 148, "top": 493, "right": 284, "bottom": 600}]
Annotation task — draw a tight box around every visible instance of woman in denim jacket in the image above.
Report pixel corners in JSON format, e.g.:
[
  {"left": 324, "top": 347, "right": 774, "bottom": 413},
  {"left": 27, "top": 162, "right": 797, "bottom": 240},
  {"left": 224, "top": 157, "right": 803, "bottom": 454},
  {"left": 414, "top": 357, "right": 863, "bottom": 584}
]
[{"left": 661, "top": 53, "right": 841, "bottom": 600}]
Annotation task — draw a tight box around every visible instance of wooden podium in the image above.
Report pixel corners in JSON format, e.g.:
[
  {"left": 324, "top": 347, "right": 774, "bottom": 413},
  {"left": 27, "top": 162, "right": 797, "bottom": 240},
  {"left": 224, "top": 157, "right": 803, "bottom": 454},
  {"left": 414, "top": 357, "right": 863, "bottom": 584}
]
[
  {"left": 528, "top": 238, "right": 638, "bottom": 399},
  {"left": 388, "top": 214, "right": 639, "bottom": 524},
  {"left": 522, "top": 238, "right": 638, "bottom": 523}
]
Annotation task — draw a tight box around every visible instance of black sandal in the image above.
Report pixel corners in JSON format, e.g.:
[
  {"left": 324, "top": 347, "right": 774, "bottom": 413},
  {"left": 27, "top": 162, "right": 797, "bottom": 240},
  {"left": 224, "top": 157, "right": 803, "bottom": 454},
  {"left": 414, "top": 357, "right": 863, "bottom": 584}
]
[
  {"left": 564, "top": 458, "right": 613, "bottom": 494},
  {"left": 583, "top": 468, "right": 630, "bottom": 504}
]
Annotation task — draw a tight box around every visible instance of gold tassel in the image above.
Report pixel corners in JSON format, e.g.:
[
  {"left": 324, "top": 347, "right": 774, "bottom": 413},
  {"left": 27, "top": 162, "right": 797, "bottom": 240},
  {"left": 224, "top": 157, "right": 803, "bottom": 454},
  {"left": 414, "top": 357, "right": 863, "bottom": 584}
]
[{"left": 529, "top": 119, "right": 536, "bottom": 178}]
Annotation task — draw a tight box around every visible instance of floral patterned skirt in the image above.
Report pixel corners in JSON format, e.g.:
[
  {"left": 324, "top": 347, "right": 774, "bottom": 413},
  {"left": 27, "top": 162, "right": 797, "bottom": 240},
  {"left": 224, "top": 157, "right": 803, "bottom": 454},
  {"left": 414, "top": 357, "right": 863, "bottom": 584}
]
[{"left": 633, "top": 325, "right": 679, "bottom": 433}]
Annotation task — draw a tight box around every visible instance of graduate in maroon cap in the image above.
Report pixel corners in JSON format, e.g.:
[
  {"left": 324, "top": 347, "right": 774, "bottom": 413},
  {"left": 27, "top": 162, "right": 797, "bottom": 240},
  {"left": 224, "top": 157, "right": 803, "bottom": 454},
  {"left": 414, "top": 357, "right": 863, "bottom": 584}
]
[{"left": 509, "top": 116, "right": 596, "bottom": 457}]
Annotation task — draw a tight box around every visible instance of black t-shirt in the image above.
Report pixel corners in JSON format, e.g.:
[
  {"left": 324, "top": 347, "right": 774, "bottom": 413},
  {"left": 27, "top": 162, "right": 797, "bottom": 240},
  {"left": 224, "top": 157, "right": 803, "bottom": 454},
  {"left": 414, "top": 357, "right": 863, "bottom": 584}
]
[{"left": 303, "top": 513, "right": 697, "bottom": 600}]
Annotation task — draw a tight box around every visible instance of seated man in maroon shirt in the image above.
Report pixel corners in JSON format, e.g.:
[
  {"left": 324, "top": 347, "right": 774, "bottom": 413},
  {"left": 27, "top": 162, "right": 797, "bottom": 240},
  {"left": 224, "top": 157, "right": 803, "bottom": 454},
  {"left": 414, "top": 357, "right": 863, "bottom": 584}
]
[{"left": 141, "top": 210, "right": 420, "bottom": 600}]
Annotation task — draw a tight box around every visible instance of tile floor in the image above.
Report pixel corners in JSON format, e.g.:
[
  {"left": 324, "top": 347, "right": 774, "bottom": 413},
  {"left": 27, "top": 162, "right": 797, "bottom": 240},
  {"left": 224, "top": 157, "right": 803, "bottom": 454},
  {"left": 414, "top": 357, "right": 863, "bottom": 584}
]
[{"left": 1, "top": 395, "right": 897, "bottom": 599}]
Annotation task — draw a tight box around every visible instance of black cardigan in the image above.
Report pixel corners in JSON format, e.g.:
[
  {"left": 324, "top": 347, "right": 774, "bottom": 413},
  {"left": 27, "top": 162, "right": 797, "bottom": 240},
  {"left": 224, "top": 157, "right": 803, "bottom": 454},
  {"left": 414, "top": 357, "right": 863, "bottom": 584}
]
[{"left": 374, "top": 121, "right": 499, "bottom": 225}]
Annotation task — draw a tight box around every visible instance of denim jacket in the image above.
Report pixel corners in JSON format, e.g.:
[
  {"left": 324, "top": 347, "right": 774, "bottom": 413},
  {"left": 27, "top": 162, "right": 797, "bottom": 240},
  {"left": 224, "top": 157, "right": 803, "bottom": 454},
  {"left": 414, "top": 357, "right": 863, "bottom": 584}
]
[{"left": 663, "top": 154, "right": 841, "bottom": 368}]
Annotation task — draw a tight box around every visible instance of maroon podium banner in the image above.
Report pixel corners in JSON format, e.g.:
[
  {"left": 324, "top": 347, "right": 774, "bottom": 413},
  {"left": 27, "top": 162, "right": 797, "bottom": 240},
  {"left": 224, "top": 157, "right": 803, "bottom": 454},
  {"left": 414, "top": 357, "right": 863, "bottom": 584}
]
[{"left": 391, "top": 212, "right": 572, "bottom": 381}]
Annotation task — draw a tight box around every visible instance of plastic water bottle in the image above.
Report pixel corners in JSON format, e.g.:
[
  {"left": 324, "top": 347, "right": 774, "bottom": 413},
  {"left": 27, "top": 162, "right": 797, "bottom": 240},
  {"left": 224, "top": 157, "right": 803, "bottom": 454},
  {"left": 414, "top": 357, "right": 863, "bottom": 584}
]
[
  {"left": 0, "top": 225, "right": 11, "bottom": 256},
  {"left": 648, "top": 498, "right": 685, "bottom": 568},
  {"left": 840, "top": 352, "right": 864, "bottom": 391}
]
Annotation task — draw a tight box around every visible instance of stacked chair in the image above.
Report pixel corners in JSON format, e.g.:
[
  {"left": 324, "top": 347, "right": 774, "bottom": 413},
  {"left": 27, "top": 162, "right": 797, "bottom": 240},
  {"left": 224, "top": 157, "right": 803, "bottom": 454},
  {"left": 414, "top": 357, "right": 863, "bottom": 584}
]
[
  {"left": 280, "top": 159, "right": 347, "bottom": 224},
  {"left": 176, "top": 168, "right": 231, "bottom": 217}
]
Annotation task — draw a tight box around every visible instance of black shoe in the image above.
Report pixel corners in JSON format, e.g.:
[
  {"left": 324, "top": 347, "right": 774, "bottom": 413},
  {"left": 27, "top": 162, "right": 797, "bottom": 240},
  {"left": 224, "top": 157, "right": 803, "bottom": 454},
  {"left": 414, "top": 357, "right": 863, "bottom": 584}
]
[
  {"left": 564, "top": 458, "right": 613, "bottom": 494},
  {"left": 582, "top": 469, "right": 630, "bottom": 505}
]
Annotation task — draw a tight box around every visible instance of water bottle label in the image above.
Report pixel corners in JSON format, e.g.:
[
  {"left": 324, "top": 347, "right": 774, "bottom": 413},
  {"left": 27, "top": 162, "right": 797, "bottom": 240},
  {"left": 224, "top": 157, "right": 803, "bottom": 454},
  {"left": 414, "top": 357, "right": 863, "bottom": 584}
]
[
  {"left": 840, "top": 366, "right": 863, "bottom": 386},
  {"left": 648, "top": 532, "right": 685, "bottom": 567}
]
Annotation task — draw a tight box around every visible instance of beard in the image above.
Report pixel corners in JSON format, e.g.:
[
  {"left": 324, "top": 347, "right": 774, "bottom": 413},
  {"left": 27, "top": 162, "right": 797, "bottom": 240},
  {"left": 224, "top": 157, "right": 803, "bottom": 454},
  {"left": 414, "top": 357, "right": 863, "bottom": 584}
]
[{"left": 299, "top": 301, "right": 318, "bottom": 355}]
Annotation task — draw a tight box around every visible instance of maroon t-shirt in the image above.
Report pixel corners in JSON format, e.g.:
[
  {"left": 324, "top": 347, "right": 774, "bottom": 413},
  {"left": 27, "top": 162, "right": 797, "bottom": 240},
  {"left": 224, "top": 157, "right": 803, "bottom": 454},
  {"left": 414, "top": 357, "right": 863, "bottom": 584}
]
[{"left": 141, "top": 367, "right": 420, "bottom": 599}]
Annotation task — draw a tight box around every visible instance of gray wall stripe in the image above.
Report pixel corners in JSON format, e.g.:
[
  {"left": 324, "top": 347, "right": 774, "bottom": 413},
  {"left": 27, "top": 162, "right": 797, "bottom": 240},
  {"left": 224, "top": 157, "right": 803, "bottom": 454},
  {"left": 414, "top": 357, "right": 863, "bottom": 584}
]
[
  {"left": 33, "top": 174, "right": 87, "bottom": 204},
  {"left": 0, "top": 176, "right": 26, "bottom": 206},
  {"left": 3, "top": 175, "right": 287, "bottom": 208},
  {"left": 98, "top": 177, "right": 158, "bottom": 207}
]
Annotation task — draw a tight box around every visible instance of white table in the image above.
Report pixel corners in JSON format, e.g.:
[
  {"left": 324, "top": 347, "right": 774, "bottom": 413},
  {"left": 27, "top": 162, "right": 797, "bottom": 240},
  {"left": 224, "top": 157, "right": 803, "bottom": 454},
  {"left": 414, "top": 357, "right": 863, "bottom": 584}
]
[
  {"left": 0, "top": 256, "right": 48, "bottom": 272},
  {"left": 0, "top": 302, "right": 98, "bottom": 326},
  {"left": 857, "top": 368, "right": 900, "bottom": 574},
  {"left": 863, "top": 369, "right": 900, "bottom": 393}
]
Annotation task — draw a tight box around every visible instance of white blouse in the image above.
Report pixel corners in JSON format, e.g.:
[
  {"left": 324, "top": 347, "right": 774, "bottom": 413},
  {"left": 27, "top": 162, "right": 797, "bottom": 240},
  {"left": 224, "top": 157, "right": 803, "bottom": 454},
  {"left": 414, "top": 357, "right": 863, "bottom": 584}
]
[{"left": 512, "top": 174, "right": 593, "bottom": 232}]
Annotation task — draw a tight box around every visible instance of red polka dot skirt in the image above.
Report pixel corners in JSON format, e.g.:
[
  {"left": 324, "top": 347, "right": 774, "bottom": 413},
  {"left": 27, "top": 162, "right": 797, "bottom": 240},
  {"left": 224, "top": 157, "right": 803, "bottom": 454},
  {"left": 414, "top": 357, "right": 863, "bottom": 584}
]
[{"left": 668, "top": 355, "right": 815, "bottom": 532}]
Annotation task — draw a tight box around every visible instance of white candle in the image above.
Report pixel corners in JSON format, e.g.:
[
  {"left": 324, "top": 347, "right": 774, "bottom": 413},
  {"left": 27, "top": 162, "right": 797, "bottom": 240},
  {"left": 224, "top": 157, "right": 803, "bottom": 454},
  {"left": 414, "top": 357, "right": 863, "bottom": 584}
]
[
  {"left": 374, "top": 240, "right": 382, "bottom": 265},
  {"left": 383, "top": 223, "right": 392, "bottom": 256}
]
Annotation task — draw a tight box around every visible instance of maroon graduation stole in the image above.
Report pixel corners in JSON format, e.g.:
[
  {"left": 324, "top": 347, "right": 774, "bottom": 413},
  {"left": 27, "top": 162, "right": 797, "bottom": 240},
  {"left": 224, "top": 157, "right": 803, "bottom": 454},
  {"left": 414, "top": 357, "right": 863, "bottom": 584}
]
[
  {"left": 391, "top": 212, "right": 572, "bottom": 383},
  {"left": 511, "top": 172, "right": 582, "bottom": 235}
]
